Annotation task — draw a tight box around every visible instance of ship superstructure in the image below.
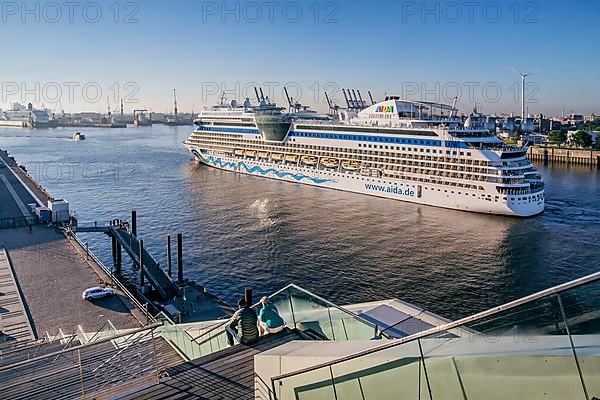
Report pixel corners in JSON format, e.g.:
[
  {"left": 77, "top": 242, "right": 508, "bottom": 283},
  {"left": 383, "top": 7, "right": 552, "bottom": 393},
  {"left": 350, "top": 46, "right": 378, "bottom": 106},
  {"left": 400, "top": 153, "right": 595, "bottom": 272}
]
[{"left": 184, "top": 90, "right": 544, "bottom": 216}]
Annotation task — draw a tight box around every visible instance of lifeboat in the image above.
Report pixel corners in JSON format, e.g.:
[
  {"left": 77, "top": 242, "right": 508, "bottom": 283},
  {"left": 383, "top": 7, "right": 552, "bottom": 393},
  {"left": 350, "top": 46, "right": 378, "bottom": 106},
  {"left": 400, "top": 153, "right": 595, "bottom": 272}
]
[
  {"left": 361, "top": 167, "right": 383, "bottom": 178},
  {"left": 285, "top": 154, "right": 299, "bottom": 163},
  {"left": 321, "top": 158, "right": 339, "bottom": 169},
  {"left": 258, "top": 151, "right": 270, "bottom": 159},
  {"left": 246, "top": 150, "right": 257, "bottom": 158},
  {"left": 271, "top": 153, "right": 284, "bottom": 161},
  {"left": 234, "top": 149, "right": 245, "bottom": 157},
  {"left": 342, "top": 160, "right": 362, "bottom": 171},
  {"left": 301, "top": 155, "right": 318, "bottom": 166}
]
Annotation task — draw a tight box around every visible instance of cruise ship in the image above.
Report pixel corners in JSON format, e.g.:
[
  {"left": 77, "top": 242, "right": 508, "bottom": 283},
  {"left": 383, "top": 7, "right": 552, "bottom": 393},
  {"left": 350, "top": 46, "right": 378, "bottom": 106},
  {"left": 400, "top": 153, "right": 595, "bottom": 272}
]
[
  {"left": 1, "top": 103, "right": 51, "bottom": 128},
  {"left": 184, "top": 90, "right": 545, "bottom": 217}
]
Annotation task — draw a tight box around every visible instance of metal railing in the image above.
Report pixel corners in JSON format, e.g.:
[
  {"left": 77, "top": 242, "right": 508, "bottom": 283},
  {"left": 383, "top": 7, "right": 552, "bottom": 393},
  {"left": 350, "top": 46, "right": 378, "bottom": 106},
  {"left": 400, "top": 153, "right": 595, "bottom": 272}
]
[
  {"left": 0, "top": 215, "right": 38, "bottom": 230},
  {"left": 0, "top": 334, "right": 78, "bottom": 367},
  {"left": 0, "top": 323, "right": 164, "bottom": 399},
  {"left": 187, "top": 283, "right": 386, "bottom": 359},
  {"left": 270, "top": 270, "right": 600, "bottom": 400},
  {"left": 154, "top": 312, "right": 218, "bottom": 361},
  {"left": 268, "top": 284, "right": 384, "bottom": 339},
  {"left": 86, "top": 320, "right": 118, "bottom": 343}
]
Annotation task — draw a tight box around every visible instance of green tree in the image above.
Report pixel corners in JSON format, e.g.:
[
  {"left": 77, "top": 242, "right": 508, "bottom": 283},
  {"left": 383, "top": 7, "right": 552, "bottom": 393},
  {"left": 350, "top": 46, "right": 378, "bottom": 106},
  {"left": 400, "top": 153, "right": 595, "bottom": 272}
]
[
  {"left": 571, "top": 130, "right": 593, "bottom": 148},
  {"left": 595, "top": 134, "right": 600, "bottom": 149},
  {"left": 514, "top": 131, "right": 522, "bottom": 141},
  {"left": 581, "top": 122, "right": 600, "bottom": 132},
  {"left": 548, "top": 130, "right": 567, "bottom": 144}
]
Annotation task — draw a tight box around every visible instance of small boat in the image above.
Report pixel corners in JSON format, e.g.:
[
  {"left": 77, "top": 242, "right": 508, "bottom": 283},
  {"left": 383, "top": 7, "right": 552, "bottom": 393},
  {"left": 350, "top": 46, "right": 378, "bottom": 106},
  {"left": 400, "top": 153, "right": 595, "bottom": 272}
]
[
  {"left": 271, "top": 153, "right": 284, "bottom": 161},
  {"left": 246, "top": 150, "right": 257, "bottom": 158},
  {"left": 234, "top": 149, "right": 245, "bottom": 157},
  {"left": 301, "top": 155, "right": 318, "bottom": 166},
  {"left": 285, "top": 154, "right": 299, "bottom": 163},
  {"left": 342, "top": 160, "right": 362, "bottom": 171},
  {"left": 258, "top": 151, "right": 270, "bottom": 159},
  {"left": 72, "top": 132, "right": 85, "bottom": 141},
  {"left": 321, "top": 158, "right": 339, "bottom": 169}
]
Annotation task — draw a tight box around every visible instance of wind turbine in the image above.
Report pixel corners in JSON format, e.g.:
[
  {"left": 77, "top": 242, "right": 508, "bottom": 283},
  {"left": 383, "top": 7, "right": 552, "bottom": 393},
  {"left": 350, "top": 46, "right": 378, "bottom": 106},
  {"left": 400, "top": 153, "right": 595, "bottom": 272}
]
[{"left": 510, "top": 67, "right": 533, "bottom": 120}]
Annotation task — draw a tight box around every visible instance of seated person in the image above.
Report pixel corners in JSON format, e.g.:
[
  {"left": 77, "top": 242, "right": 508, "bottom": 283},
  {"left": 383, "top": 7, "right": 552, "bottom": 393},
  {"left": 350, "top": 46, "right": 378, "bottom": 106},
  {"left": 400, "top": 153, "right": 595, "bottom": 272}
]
[
  {"left": 225, "top": 298, "right": 259, "bottom": 346},
  {"left": 258, "top": 296, "right": 285, "bottom": 335}
]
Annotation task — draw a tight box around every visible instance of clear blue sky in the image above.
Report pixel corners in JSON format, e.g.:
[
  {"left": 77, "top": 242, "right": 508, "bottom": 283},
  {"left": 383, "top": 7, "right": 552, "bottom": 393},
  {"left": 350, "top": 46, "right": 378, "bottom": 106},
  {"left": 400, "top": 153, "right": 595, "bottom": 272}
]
[{"left": 1, "top": 0, "right": 598, "bottom": 116}]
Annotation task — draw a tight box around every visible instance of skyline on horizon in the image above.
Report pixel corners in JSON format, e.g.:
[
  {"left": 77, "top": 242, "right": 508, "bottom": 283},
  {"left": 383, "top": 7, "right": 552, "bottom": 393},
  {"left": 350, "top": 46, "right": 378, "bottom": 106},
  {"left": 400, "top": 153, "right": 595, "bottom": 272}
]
[{"left": 1, "top": 0, "right": 599, "bottom": 116}]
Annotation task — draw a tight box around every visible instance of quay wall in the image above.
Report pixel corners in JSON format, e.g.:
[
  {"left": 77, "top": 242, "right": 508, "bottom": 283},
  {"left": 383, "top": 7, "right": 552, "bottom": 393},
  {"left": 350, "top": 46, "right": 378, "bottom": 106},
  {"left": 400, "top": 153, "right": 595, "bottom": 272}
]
[
  {"left": 528, "top": 146, "right": 600, "bottom": 167},
  {"left": 0, "top": 149, "right": 51, "bottom": 205}
]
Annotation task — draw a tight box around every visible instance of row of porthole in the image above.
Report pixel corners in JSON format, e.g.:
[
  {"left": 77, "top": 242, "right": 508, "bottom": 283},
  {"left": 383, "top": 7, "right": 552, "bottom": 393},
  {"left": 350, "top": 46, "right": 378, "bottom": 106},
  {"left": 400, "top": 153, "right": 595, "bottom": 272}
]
[
  {"left": 194, "top": 136, "right": 495, "bottom": 170},
  {"left": 216, "top": 151, "right": 538, "bottom": 202},
  {"left": 223, "top": 157, "right": 513, "bottom": 202},
  {"left": 222, "top": 155, "right": 490, "bottom": 192},
  {"left": 237, "top": 160, "right": 541, "bottom": 205},
  {"left": 196, "top": 140, "right": 496, "bottom": 180}
]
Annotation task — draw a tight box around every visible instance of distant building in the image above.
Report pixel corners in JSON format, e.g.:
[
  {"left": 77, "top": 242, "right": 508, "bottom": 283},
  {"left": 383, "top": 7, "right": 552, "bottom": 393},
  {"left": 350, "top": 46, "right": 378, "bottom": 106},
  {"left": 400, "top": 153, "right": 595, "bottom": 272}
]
[
  {"left": 74, "top": 112, "right": 104, "bottom": 123},
  {"left": 566, "top": 114, "right": 585, "bottom": 126},
  {"left": 2, "top": 103, "right": 50, "bottom": 127},
  {"left": 585, "top": 114, "right": 599, "bottom": 123},
  {"left": 523, "top": 134, "right": 547, "bottom": 145},
  {"left": 150, "top": 112, "right": 166, "bottom": 123}
]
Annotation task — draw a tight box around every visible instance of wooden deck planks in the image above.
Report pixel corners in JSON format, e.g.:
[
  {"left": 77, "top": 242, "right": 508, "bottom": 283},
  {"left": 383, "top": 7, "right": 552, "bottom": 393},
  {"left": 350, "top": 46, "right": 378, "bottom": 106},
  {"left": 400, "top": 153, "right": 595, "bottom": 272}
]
[{"left": 116, "top": 330, "right": 302, "bottom": 400}]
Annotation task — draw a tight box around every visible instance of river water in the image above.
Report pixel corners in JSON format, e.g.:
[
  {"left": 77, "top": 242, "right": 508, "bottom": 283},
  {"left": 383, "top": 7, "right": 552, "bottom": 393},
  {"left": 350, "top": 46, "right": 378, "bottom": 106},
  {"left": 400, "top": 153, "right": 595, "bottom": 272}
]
[{"left": 1, "top": 126, "right": 599, "bottom": 320}]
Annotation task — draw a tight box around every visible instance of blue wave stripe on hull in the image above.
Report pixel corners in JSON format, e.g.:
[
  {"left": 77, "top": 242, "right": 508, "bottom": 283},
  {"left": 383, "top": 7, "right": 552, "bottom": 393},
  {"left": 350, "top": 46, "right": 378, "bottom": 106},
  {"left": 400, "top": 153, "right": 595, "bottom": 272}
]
[{"left": 192, "top": 150, "right": 336, "bottom": 185}]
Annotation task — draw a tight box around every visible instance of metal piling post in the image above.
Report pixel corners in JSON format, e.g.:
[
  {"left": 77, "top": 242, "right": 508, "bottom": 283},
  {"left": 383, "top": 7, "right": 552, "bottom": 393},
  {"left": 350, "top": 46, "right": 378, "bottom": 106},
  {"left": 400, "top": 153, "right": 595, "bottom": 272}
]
[
  {"left": 177, "top": 233, "right": 183, "bottom": 283},
  {"left": 139, "top": 239, "right": 145, "bottom": 287}
]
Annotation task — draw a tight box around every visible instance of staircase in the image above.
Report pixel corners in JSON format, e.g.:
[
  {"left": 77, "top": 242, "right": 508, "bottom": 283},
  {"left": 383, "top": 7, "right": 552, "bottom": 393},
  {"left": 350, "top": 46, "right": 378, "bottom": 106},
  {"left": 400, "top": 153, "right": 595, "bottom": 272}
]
[
  {"left": 115, "top": 329, "right": 303, "bottom": 400},
  {"left": 0, "top": 325, "right": 183, "bottom": 400}
]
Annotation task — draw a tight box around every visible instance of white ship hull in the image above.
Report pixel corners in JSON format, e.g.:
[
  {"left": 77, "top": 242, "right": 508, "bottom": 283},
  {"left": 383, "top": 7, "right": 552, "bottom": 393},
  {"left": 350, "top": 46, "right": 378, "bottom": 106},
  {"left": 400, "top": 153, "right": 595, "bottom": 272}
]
[{"left": 188, "top": 147, "right": 544, "bottom": 217}]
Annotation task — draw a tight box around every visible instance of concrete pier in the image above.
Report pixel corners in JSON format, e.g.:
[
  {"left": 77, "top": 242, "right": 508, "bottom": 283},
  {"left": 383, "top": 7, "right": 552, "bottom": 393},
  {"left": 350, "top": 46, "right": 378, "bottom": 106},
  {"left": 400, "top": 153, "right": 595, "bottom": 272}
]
[
  {"left": 0, "top": 227, "right": 141, "bottom": 338},
  {"left": 0, "top": 148, "right": 143, "bottom": 342},
  {"left": 528, "top": 146, "right": 600, "bottom": 167}
]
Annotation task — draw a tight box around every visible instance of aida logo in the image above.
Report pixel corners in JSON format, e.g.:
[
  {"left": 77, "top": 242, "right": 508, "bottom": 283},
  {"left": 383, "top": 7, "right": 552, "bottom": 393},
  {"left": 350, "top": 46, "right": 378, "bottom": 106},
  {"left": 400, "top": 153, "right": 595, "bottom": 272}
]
[{"left": 375, "top": 105, "right": 394, "bottom": 113}]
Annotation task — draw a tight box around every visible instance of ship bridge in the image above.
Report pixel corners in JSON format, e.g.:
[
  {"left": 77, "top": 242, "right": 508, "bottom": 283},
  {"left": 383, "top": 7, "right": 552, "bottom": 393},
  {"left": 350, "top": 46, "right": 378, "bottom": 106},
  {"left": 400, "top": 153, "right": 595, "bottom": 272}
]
[{"left": 356, "top": 98, "right": 461, "bottom": 127}]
